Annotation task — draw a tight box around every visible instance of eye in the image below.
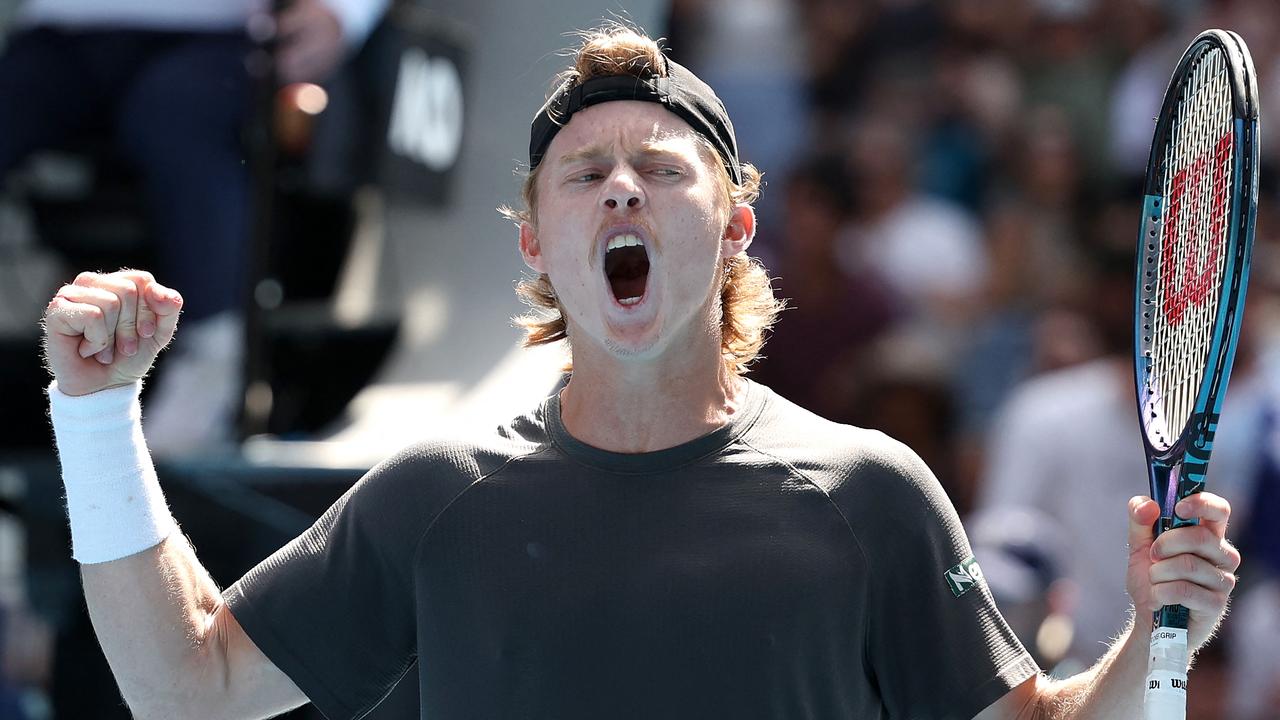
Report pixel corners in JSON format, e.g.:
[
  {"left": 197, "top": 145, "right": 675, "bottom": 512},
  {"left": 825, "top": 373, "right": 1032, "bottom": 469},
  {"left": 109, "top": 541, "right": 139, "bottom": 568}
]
[
  {"left": 568, "top": 170, "right": 603, "bottom": 183},
  {"left": 650, "top": 167, "right": 683, "bottom": 178}
]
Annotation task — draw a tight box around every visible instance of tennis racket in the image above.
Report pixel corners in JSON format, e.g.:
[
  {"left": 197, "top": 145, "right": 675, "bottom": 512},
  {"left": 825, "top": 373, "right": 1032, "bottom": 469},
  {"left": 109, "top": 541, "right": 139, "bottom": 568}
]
[{"left": 1134, "top": 28, "right": 1259, "bottom": 720}]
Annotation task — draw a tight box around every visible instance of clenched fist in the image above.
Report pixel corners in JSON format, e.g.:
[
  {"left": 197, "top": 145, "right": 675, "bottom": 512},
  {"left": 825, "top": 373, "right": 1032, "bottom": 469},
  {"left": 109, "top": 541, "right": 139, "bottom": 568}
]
[{"left": 43, "top": 270, "right": 183, "bottom": 397}]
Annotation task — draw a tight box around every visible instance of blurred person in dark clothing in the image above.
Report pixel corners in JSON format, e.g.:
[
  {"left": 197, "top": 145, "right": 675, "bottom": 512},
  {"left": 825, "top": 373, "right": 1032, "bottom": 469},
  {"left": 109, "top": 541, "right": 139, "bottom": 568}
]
[
  {"left": 846, "top": 329, "right": 965, "bottom": 512},
  {"left": 1226, "top": 403, "right": 1280, "bottom": 720},
  {"left": 838, "top": 112, "right": 987, "bottom": 339},
  {"left": 0, "top": 0, "right": 388, "bottom": 456},
  {"left": 751, "top": 153, "right": 896, "bottom": 420},
  {"left": 1018, "top": 0, "right": 1117, "bottom": 185}
]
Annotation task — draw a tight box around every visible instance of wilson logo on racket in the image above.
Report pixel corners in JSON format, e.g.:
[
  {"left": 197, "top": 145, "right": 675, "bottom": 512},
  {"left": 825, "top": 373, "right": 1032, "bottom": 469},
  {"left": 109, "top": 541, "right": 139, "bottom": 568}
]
[
  {"left": 1161, "top": 131, "right": 1233, "bottom": 326},
  {"left": 944, "top": 556, "right": 984, "bottom": 598}
]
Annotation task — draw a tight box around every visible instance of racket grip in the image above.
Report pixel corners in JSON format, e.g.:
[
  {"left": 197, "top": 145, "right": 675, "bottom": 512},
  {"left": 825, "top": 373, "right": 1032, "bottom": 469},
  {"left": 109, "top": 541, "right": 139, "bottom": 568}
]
[
  {"left": 1143, "top": 499, "right": 1196, "bottom": 717},
  {"left": 1144, "top": 614, "right": 1189, "bottom": 720}
]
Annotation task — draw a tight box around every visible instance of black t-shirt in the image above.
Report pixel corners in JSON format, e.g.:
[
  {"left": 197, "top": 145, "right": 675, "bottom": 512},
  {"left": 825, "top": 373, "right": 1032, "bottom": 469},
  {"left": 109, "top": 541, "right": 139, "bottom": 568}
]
[{"left": 225, "top": 380, "right": 1037, "bottom": 719}]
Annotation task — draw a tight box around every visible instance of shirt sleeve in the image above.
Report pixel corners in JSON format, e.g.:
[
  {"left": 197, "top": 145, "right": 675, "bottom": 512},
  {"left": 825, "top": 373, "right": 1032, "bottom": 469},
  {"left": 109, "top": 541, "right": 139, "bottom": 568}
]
[
  {"left": 223, "top": 444, "right": 468, "bottom": 719},
  {"left": 839, "top": 433, "right": 1039, "bottom": 720}
]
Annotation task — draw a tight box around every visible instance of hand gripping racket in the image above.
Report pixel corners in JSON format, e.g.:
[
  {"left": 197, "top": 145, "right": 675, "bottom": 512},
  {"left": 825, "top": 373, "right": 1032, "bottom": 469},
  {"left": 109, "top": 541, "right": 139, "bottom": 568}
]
[{"left": 1134, "top": 29, "right": 1259, "bottom": 720}]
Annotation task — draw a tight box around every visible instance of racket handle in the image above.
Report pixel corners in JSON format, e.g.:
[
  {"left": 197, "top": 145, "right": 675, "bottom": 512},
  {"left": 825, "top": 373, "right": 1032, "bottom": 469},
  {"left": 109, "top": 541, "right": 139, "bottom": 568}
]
[
  {"left": 1145, "top": 512, "right": 1192, "bottom": 719},
  {"left": 1144, "top": 610, "right": 1189, "bottom": 720}
]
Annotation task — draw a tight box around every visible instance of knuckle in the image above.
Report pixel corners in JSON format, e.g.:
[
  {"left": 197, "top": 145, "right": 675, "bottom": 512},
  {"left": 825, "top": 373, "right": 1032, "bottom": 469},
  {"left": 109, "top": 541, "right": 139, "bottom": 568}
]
[
  {"left": 1176, "top": 581, "right": 1197, "bottom": 603},
  {"left": 1180, "top": 553, "right": 1199, "bottom": 575},
  {"left": 74, "top": 271, "right": 98, "bottom": 285},
  {"left": 1195, "top": 525, "right": 1215, "bottom": 545},
  {"left": 1224, "top": 541, "right": 1242, "bottom": 567}
]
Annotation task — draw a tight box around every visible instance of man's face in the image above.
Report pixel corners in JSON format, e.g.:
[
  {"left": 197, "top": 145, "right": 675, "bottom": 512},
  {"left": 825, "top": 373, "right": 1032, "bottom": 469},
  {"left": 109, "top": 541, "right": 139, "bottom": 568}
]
[{"left": 520, "top": 100, "right": 752, "bottom": 359}]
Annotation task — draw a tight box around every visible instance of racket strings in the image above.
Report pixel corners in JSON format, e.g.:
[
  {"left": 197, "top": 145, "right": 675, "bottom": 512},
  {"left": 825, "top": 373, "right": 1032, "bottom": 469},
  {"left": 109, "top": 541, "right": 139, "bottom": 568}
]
[{"left": 1147, "top": 47, "right": 1234, "bottom": 448}]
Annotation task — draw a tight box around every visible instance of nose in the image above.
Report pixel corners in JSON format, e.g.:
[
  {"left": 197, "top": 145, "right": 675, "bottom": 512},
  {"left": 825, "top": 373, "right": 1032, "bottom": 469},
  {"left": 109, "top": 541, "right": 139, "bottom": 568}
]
[{"left": 602, "top": 169, "right": 644, "bottom": 211}]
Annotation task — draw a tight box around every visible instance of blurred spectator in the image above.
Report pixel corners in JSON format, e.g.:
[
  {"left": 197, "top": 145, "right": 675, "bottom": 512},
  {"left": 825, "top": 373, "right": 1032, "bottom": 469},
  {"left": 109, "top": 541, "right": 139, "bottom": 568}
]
[
  {"left": 1223, "top": 195, "right": 1280, "bottom": 720},
  {"left": 794, "top": 0, "right": 880, "bottom": 120},
  {"left": 967, "top": 507, "right": 1079, "bottom": 676},
  {"left": 1227, "top": 578, "right": 1280, "bottom": 720},
  {"left": 976, "top": 244, "right": 1261, "bottom": 668},
  {"left": 0, "top": 0, "right": 387, "bottom": 455},
  {"left": 1197, "top": 0, "right": 1280, "bottom": 171},
  {"left": 1018, "top": 0, "right": 1118, "bottom": 184},
  {"left": 1105, "top": 0, "right": 1180, "bottom": 177},
  {"left": 751, "top": 153, "right": 897, "bottom": 419},
  {"left": 837, "top": 112, "right": 987, "bottom": 344},
  {"left": 1001, "top": 106, "right": 1089, "bottom": 255},
  {"left": 0, "top": 478, "right": 52, "bottom": 720},
  {"left": 846, "top": 329, "right": 967, "bottom": 511},
  {"left": 798, "top": 0, "right": 945, "bottom": 126},
  {"left": 941, "top": 0, "right": 1032, "bottom": 54},
  {"left": 666, "top": 0, "right": 810, "bottom": 241},
  {"left": 1227, "top": 400, "right": 1280, "bottom": 720},
  {"left": 919, "top": 3, "right": 1026, "bottom": 211},
  {"left": 977, "top": 355, "right": 1139, "bottom": 668},
  {"left": 951, "top": 158, "right": 1097, "bottom": 445}
]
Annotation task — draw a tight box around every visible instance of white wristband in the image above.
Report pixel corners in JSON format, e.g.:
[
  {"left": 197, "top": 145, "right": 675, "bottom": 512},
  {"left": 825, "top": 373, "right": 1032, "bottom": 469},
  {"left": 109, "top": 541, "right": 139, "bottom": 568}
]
[{"left": 47, "top": 381, "right": 177, "bottom": 564}]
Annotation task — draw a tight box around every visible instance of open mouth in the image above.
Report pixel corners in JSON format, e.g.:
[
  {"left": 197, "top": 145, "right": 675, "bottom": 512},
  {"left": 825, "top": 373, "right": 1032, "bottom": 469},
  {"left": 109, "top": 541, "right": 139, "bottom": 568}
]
[{"left": 604, "top": 233, "right": 650, "bottom": 306}]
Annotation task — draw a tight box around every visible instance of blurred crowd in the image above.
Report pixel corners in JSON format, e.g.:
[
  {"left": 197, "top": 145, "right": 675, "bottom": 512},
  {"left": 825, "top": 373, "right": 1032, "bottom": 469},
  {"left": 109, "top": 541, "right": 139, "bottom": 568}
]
[
  {"left": 669, "top": 0, "right": 1280, "bottom": 717},
  {"left": 2, "top": 0, "right": 1280, "bottom": 717}
]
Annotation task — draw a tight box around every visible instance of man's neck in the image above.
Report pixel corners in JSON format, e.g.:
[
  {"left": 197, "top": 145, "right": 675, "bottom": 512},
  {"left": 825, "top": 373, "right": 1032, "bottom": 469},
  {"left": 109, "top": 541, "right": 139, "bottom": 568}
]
[{"left": 558, "top": 336, "right": 745, "bottom": 454}]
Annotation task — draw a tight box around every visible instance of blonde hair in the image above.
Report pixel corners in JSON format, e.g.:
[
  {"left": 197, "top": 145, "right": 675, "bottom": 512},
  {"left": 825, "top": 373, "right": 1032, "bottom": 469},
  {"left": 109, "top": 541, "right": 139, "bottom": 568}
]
[{"left": 500, "top": 24, "right": 782, "bottom": 375}]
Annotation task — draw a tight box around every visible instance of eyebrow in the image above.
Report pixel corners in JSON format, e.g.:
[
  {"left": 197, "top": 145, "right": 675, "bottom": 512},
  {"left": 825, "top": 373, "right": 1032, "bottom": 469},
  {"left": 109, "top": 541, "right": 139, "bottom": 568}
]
[{"left": 555, "top": 142, "right": 690, "bottom": 167}]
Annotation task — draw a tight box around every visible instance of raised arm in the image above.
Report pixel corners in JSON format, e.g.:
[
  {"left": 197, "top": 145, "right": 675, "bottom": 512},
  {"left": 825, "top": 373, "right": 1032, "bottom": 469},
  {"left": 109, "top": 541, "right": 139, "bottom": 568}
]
[
  {"left": 43, "top": 270, "right": 308, "bottom": 719},
  {"left": 976, "top": 492, "right": 1240, "bottom": 719}
]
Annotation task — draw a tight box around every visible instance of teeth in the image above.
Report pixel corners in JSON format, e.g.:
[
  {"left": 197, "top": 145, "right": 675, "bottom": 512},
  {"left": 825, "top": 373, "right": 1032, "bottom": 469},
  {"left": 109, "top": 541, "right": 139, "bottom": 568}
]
[
  {"left": 618, "top": 296, "right": 642, "bottom": 306},
  {"left": 606, "top": 234, "right": 645, "bottom": 252}
]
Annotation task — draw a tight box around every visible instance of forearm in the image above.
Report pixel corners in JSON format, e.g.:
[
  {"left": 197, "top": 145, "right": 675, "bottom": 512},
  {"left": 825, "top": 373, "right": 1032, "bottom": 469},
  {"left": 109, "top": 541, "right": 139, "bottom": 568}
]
[
  {"left": 48, "top": 381, "right": 226, "bottom": 717},
  {"left": 81, "top": 533, "right": 227, "bottom": 718},
  {"left": 43, "top": 274, "right": 304, "bottom": 719},
  {"left": 1032, "top": 617, "right": 1148, "bottom": 719}
]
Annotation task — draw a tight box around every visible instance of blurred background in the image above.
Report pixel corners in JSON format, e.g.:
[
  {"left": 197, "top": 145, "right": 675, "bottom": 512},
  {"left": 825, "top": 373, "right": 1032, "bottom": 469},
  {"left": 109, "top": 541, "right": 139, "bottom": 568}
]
[{"left": 0, "top": 0, "right": 1278, "bottom": 717}]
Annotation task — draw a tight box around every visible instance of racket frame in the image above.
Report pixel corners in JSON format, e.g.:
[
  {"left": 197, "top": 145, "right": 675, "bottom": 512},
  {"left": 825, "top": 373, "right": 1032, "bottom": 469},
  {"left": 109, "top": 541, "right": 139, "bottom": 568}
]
[
  {"left": 1132, "top": 27, "right": 1259, "bottom": 716},
  {"left": 1134, "top": 27, "right": 1259, "bottom": 539}
]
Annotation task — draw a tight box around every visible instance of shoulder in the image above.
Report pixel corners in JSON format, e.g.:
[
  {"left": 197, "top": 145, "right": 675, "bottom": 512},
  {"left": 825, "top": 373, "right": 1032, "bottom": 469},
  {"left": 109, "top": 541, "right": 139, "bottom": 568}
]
[
  {"left": 745, "top": 385, "right": 938, "bottom": 506},
  {"left": 341, "top": 408, "right": 553, "bottom": 518}
]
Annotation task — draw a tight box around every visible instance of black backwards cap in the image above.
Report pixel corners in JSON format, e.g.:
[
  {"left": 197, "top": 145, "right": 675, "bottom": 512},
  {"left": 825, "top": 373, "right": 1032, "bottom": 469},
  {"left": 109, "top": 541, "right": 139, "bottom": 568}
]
[{"left": 528, "top": 55, "right": 743, "bottom": 185}]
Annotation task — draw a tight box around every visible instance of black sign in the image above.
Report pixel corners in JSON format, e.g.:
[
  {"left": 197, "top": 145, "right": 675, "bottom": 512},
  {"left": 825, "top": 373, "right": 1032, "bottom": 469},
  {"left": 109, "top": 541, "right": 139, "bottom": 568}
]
[{"left": 364, "top": 6, "right": 469, "bottom": 207}]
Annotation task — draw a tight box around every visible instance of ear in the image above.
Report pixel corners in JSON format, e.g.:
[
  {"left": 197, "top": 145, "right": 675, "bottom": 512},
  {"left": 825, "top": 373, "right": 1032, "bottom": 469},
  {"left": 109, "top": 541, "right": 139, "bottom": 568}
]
[
  {"left": 519, "top": 222, "right": 546, "bottom": 273},
  {"left": 721, "top": 204, "right": 756, "bottom": 257}
]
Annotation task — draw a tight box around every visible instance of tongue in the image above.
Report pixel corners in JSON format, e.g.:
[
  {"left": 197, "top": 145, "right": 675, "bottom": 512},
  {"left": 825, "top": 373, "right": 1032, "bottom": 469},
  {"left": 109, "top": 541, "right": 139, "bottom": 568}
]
[
  {"left": 606, "top": 246, "right": 649, "bottom": 301},
  {"left": 611, "top": 273, "right": 647, "bottom": 301}
]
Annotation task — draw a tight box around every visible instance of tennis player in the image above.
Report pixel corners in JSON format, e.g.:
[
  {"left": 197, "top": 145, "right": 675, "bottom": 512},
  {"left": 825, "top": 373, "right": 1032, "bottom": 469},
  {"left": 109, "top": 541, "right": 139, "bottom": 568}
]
[{"left": 41, "top": 25, "right": 1240, "bottom": 720}]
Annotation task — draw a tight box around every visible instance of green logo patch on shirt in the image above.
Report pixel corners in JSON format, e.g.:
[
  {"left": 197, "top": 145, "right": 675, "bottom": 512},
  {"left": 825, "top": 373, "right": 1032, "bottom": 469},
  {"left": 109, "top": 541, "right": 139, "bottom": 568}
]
[{"left": 944, "top": 556, "right": 984, "bottom": 598}]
